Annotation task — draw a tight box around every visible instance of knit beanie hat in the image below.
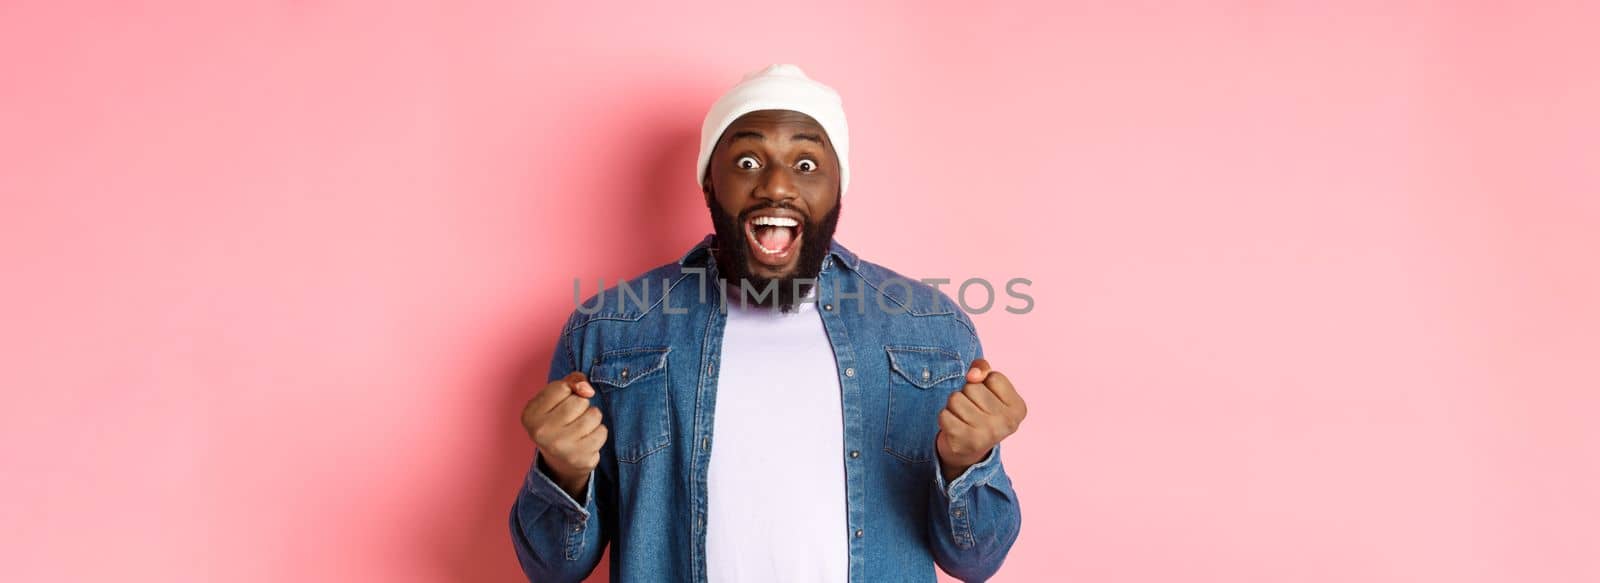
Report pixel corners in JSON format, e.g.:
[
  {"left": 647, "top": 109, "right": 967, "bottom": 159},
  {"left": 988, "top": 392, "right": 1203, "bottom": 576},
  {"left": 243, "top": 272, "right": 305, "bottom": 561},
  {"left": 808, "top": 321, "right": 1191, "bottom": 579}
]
[{"left": 696, "top": 64, "right": 851, "bottom": 197}]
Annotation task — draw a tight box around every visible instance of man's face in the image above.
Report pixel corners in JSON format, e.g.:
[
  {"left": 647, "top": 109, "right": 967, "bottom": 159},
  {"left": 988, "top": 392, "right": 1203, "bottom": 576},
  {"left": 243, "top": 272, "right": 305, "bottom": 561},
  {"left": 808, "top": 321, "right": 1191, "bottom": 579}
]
[{"left": 703, "top": 109, "right": 842, "bottom": 308}]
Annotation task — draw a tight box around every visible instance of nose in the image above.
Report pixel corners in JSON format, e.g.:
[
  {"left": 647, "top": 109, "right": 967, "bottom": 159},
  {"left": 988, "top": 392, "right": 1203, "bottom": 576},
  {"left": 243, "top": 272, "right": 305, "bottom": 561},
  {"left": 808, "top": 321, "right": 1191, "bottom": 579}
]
[{"left": 756, "top": 164, "right": 798, "bottom": 202}]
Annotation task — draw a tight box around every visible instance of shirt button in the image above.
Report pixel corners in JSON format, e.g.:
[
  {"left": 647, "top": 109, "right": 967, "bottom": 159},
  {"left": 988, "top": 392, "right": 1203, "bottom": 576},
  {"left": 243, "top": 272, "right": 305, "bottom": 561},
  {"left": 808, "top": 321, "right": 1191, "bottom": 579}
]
[
  {"left": 823, "top": 303, "right": 834, "bottom": 311},
  {"left": 707, "top": 361, "right": 715, "bottom": 376},
  {"left": 854, "top": 529, "right": 864, "bottom": 538},
  {"left": 849, "top": 450, "right": 860, "bottom": 459},
  {"left": 953, "top": 508, "right": 965, "bottom": 518},
  {"left": 702, "top": 437, "right": 710, "bottom": 449},
  {"left": 572, "top": 524, "right": 582, "bottom": 532},
  {"left": 620, "top": 368, "right": 629, "bottom": 379},
  {"left": 845, "top": 367, "right": 855, "bottom": 377},
  {"left": 922, "top": 369, "right": 931, "bottom": 381}
]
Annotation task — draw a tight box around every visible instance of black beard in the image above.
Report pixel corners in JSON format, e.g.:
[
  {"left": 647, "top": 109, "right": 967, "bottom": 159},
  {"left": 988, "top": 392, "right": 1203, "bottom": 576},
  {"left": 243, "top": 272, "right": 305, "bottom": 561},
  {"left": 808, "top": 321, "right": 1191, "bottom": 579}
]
[{"left": 707, "top": 197, "right": 841, "bottom": 313}]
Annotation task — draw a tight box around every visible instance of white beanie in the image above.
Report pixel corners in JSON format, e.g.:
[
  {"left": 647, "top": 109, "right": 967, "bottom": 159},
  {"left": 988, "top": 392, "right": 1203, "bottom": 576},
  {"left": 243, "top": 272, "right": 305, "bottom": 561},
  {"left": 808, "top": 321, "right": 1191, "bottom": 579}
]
[{"left": 696, "top": 64, "right": 851, "bottom": 198}]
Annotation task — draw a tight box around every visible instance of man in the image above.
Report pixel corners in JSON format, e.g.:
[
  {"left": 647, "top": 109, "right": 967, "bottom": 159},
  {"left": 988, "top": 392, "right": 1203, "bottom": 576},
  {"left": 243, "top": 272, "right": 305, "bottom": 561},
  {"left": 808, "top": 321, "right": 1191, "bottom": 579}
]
[{"left": 511, "top": 64, "right": 1025, "bottom": 582}]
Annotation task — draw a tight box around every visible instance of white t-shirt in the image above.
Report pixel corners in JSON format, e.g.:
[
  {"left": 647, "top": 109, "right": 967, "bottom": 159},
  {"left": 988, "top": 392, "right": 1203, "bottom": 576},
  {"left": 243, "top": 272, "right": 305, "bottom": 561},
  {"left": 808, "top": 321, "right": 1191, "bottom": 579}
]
[{"left": 705, "top": 297, "right": 848, "bottom": 583}]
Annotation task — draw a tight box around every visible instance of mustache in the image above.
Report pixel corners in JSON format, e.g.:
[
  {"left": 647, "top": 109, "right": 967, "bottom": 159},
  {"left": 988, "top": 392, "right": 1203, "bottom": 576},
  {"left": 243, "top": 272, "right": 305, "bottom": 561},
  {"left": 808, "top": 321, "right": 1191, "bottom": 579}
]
[{"left": 738, "top": 202, "right": 810, "bottom": 226}]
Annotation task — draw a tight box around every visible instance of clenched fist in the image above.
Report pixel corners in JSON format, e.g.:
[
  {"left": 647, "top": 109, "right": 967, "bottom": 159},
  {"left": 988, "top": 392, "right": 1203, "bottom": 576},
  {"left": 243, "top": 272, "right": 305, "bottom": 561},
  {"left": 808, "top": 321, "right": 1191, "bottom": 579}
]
[
  {"left": 935, "top": 358, "right": 1027, "bottom": 482},
  {"left": 522, "top": 371, "right": 607, "bottom": 499}
]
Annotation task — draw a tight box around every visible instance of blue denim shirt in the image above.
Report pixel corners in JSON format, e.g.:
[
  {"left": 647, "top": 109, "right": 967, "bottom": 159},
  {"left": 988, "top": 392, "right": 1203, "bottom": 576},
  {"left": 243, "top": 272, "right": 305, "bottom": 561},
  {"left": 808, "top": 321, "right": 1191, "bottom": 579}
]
[{"left": 510, "top": 237, "right": 1022, "bottom": 582}]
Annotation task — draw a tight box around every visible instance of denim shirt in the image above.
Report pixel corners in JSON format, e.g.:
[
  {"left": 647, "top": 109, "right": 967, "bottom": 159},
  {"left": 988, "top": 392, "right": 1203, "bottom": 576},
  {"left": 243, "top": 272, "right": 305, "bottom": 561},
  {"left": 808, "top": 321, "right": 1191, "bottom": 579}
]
[{"left": 510, "top": 237, "right": 1022, "bottom": 582}]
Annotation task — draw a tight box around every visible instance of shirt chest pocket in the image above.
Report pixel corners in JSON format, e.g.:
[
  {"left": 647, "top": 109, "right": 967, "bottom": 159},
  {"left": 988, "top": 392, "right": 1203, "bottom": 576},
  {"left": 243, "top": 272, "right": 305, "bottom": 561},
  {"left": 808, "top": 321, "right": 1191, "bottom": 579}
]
[
  {"left": 884, "top": 346, "right": 968, "bottom": 463},
  {"left": 589, "top": 347, "right": 673, "bottom": 464}
]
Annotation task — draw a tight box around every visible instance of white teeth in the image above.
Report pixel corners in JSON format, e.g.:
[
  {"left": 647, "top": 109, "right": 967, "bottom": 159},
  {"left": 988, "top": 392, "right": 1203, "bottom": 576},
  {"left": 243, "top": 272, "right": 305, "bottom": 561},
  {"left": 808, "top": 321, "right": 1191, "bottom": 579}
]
[{"left": 752, "top": 216, "right": 799, "bottom": 227}]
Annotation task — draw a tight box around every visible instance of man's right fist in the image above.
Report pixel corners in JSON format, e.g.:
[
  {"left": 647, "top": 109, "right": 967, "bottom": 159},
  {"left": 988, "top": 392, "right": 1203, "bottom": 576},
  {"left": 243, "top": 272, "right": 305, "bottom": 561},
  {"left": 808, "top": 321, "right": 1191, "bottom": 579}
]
[{"left": 521, "top": 371, "right": 607, "bottom": 499}]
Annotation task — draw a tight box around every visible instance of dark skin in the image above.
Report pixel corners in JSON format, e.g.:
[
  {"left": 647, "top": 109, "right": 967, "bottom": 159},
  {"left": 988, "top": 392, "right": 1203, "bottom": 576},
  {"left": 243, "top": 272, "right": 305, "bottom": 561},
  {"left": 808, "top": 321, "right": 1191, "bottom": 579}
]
[{"left": 521, "top": 111, "right": 1027, "bottom": 498}]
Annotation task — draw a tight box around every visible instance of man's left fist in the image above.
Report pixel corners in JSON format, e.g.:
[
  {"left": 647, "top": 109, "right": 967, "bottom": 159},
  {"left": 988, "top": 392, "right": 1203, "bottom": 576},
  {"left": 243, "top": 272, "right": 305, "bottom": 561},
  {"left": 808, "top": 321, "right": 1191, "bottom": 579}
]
[{"left": 935, "top": 358, "right": 1027, "bottom": 482}]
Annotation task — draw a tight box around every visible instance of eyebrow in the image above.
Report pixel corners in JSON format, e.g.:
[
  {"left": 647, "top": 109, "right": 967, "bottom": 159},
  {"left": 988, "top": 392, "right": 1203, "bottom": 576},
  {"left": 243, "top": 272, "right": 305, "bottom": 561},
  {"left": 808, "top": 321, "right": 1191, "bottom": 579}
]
[{"left": 726, "top": 130, "right": 825, "bottom": 145}]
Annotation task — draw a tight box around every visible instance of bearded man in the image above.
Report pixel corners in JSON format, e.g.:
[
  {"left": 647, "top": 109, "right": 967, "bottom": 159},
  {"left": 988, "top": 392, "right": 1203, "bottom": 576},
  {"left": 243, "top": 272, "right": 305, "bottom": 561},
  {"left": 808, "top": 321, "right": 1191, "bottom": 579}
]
[{"left": 512, "top": 64, "right": 1026, "bottom": 583}]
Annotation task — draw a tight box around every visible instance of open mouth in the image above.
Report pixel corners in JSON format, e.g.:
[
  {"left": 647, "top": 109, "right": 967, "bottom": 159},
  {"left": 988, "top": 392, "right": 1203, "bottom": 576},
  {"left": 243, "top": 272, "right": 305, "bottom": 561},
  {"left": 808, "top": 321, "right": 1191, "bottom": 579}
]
[{"left": 744, "top": 212, "right": 804, "bottom": 268}]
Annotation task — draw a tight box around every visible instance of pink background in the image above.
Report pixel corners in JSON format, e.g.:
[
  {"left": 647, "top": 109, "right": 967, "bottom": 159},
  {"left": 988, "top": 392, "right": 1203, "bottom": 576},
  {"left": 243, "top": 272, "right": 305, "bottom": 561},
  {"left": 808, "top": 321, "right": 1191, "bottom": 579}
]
[{"left": 3, "top": 1, "right": 1597, "bottom": 581}]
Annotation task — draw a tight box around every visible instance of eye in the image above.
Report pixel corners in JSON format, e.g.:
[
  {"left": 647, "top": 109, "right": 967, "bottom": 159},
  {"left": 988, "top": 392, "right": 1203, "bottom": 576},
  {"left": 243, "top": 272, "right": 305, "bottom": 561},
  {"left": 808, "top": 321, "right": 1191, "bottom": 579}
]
[
  {"left": 736, "top": 156, "right": 761, "bottom": 170},
  {"left": 795, "top": 159, "right": 817, "bottom": 172}
]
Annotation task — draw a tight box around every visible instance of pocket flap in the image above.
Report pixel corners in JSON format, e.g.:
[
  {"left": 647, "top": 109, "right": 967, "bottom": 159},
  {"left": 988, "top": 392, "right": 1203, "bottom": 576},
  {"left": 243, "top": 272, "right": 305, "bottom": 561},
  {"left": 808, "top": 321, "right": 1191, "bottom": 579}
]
[
  {"left": 589, "top": 347, "right": 670, "bottom": 390},
  {"left": 886, "top": 346, "right": 966, "bottom": 389}
]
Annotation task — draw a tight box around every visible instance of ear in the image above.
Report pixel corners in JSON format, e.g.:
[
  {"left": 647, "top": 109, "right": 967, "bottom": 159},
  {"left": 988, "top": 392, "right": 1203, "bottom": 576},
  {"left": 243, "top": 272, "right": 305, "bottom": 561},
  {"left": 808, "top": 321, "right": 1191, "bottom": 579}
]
[{"left": 701, "top": 178, "right": 714, "bottom": 205}]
